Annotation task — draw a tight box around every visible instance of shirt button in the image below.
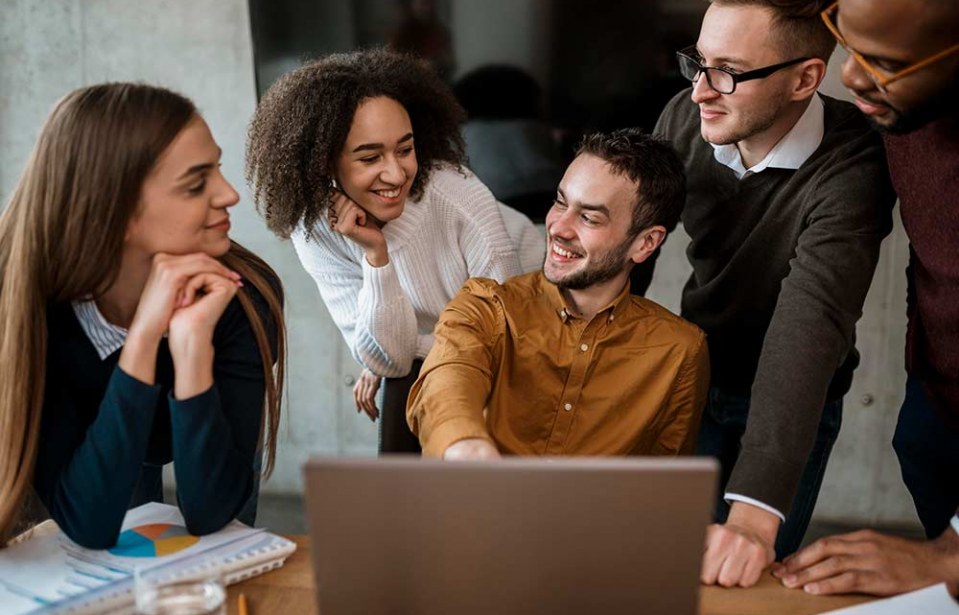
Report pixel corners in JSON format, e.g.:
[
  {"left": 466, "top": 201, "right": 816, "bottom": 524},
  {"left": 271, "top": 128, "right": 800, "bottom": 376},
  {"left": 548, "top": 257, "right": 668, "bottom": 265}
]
[
  {"left": 564, "top": 403, "right": 572, "bottom": 411},
  {"left": 609, "top": 314, "right": 615, "bottom": 322},
  {"left": 580, "top": 343, "right": 589, "bottom": 352}
]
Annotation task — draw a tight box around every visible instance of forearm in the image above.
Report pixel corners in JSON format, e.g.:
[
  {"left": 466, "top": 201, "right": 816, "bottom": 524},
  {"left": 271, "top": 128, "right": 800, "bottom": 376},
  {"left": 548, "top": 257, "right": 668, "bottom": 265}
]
[
  {"left": 407, "top": 363, "right": 493, "bottom": 457},
  {"left": 171, "top": 338, "right": 214, "bottom": 400},
  {"left": 169, "top": 384, "right": 257, "bottom": 534},
  {"left": 118, "top": 329, "right": 162, "bottom": 386},
  {"left": 937, "top": 524, "right": 959, "bottom": 594},
  {"left": 352, "top": 259, "right": 419, "bottom": 376},
  {"left": 732, "top": 243, "right": 883, "bottom": 512},
  {"left": 36, "top": 368, "right": 160, "bottom": 548}
]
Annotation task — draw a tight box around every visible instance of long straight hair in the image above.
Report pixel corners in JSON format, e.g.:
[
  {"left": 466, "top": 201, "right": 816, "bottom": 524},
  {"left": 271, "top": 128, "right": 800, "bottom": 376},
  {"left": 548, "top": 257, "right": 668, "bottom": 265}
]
[{"left": 0, "top": 83, "right": 285, "bottom": 544}]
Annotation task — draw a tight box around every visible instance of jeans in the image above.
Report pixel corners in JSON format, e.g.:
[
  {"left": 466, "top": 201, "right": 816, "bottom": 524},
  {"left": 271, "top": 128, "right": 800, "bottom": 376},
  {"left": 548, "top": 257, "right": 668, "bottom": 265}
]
[
  {"left": 695, "top": 387, "right": 843, "bottom": 560},
  {"left": 893, "top": 376, "right": 959, "bottom": 539}
]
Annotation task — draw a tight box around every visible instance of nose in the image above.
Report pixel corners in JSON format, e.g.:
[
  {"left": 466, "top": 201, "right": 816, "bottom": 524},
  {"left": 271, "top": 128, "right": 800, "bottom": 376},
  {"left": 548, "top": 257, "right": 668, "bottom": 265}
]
[
  {"left": 690, "top": 72, "right": 720, "bottom": 104},
  {"left": 380, "top": 155, "right": 406, "bottom": 185},
  {"left": 214, "top": 172, "right": 240, "bottom": 209},
  {"left": 840, "top": 53, "right": 877, "bottom": 95},
  {"left": 547, "top": 207, "right": 576, "bottom": 240}
]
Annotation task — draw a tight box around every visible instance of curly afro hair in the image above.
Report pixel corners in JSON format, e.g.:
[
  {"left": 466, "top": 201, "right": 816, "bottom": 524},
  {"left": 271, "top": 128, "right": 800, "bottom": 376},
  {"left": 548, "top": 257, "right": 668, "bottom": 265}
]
[{"left": 246, "top": 48, "right": 467, "bottom": 239}]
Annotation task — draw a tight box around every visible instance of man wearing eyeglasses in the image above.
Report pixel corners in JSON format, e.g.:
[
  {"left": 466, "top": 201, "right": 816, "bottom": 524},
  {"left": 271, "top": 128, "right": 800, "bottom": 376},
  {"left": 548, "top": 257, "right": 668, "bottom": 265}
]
[
  {"left": 774, "top": 0, "right": 959, "bottom": 598},
  {"left": 649, "top": 0, "right": 896, "bottom": 588}
]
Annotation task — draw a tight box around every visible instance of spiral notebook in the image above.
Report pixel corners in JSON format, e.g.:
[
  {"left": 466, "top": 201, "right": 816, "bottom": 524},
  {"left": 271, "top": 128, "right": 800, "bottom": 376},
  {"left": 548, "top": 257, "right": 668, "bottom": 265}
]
[{"left": 0, "top": 503, "right": 296, "bottom": 614}]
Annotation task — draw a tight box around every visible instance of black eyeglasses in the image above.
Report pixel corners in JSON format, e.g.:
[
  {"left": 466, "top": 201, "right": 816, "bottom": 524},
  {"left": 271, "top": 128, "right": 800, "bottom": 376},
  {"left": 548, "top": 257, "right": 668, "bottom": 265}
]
[{"left": 676, "top": 46, "right": 810, "bottom": 94}]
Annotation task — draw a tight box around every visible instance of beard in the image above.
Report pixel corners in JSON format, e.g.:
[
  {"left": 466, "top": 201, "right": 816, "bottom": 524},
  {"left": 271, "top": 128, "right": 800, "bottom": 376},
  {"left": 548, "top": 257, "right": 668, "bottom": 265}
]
[
  {"left": 701, "top": 97, "right": 787, "bottom": 146},
  {"left": 866, "top": 79, "right": 959, "bottom": 134},
  {"left": 545, "top": 236, "right": 633, "bottom": 290}
]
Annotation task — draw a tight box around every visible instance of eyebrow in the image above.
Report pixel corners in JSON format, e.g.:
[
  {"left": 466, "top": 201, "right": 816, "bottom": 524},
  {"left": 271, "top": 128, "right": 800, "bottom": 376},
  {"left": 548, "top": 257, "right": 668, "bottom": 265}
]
[
  {"left": 708, "top": 55, "right": 749, "bottom": 67},
  {"left": 352, "top": 132, "right": 414, "bottom": 153},
  {"left": 176, "top": 147, "right": 222, "bottom": 181},
  {"left": 556, "top": 188, "right": 610, "bottom": 217}
]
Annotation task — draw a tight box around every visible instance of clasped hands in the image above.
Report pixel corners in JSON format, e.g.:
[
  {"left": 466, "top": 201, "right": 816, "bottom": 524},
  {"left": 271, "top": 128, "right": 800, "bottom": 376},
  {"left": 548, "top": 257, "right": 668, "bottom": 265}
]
[{"left": 121, "top": 253, "right": 241, "bottom": 399}]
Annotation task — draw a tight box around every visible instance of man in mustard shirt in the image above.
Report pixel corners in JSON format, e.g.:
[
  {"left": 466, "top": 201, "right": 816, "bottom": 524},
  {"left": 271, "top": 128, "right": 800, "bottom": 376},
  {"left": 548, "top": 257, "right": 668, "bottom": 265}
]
[{"left": 407, "top": 128, "right": 709, "bottom": 460}]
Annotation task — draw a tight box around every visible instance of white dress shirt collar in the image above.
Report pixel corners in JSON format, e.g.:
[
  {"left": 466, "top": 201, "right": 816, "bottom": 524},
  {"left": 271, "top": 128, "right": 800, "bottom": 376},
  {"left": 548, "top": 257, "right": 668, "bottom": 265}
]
[
  {"left": 72, "top": 299, "right": 128, "bottom": 360},
  {"left": 710, "top": 94, "right": 825, "bottom": 180}
]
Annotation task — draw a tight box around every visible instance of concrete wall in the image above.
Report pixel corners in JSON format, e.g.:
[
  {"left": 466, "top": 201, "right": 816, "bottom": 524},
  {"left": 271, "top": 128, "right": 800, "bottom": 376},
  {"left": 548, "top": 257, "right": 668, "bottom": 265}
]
[{"left": 0, "top": 1, "right": 918, "bottom": 526}]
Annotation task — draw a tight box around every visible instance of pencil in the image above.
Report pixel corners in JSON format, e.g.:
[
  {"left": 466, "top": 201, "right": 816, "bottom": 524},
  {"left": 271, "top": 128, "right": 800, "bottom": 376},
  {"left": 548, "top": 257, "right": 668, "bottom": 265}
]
[{"left": 238, "top": 593, "right": 250, "bottom": 615}]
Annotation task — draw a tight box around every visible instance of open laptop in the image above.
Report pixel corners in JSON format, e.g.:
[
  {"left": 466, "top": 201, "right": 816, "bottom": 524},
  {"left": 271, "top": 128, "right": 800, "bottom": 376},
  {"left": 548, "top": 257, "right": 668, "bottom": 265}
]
[{"left": 303, "top": 457, "right": 717, "bottom": 615}]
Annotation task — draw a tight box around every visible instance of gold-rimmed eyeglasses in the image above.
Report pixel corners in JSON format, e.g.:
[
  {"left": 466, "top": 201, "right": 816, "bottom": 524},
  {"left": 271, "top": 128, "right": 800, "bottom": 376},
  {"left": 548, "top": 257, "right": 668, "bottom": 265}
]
[{"left": 820, "top": 1, "right": 959, "bottom": 94}]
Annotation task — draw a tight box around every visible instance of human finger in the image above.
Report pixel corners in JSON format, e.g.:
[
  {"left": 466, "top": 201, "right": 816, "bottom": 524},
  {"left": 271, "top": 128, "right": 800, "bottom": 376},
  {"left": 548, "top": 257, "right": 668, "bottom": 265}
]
[
  {"left": 353, "top": 376, "right": 378, "bottom": 421},
  {"left": 700, "top": 525, "right": 726, "bottom": 585},
  {"left": 780, "top": 535, "right": 860, "bottom": 575},
  {"left": 716, "top": 546, "right": 749, "bottom": 588},
  {"left": 782, "top": 553, "right": 863, "bottom": 589},
  {"left": 152, "top": 252, "right": 240, "bottom": 283},
  {"left": 739, "top": 549, "right": 768, "bottom": 587},
  {"left": 803, "top": 570, "right": 872, "bottom": 596}
]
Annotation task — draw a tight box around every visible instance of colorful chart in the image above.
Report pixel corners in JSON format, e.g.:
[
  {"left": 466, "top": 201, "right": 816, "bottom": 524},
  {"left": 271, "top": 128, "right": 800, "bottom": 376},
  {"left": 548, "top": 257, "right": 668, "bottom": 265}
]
[{"left": 108, "top": 524, "right": 199, "bottom": 558}]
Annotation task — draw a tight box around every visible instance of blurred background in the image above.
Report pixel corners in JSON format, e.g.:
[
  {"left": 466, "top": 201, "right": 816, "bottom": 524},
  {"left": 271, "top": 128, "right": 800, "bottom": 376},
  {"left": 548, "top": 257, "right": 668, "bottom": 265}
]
[{"left": 1, "top": 0, "right": 917, "bottom": 538}]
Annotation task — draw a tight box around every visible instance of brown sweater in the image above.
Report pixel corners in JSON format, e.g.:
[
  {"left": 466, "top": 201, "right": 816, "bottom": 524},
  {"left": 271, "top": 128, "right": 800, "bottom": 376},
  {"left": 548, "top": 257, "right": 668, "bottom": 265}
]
[
  {"left": 885, "top": 114, "right": 959, "bottom": 430},
  {"left": 656, "top": 91, "right": 897, "bottom": 515}
]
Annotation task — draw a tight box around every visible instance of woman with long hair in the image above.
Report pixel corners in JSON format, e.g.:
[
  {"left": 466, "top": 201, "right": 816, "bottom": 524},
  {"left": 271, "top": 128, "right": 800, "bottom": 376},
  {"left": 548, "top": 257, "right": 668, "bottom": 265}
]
[
  {"left": 246, "top": 49, "right": 541, "bottom": 453},
  {"left": 0, "top": 83, "right": 285, "bottom": 549}
]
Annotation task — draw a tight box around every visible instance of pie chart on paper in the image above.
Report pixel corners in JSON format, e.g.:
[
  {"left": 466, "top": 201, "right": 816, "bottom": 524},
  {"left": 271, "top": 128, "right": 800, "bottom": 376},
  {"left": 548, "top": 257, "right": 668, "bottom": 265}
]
[{"left": 108, "top": 524, "right": 199, "bottom": 558}]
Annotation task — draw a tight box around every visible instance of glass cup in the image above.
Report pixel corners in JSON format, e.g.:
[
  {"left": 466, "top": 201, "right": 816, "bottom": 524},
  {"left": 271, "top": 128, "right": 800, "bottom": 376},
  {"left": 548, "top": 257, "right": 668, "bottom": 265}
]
[{"left": 134, "top": 561, "right": 226, "bottom": 615}]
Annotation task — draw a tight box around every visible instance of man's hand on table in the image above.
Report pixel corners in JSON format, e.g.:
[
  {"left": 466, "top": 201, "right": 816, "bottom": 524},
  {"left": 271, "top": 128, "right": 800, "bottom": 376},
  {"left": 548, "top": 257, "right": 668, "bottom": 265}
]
[
  {"left": 773, "top": 527, "right": 959, "bottom": 597},
  {"left": 443, "top": 438, "right": 501, "bottom": 460},
  {"left": 701, "top": 501, "right": 779, "bottom": 588}
]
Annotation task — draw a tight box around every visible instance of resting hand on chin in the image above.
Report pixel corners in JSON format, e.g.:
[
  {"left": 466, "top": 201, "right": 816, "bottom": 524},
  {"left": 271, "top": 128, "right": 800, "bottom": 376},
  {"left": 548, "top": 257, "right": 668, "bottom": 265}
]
[
  {"left": 701, "top": 501, "right": 779, "bottom": 588},
  {"left": 328, "top": 192, "right": 388, "bottom": 267},
  {"left": 166, "top": 269, "right": 241, "bottom": 400},
  {"left": 121, "top": 253, "right": 240, "bottom": 387}
]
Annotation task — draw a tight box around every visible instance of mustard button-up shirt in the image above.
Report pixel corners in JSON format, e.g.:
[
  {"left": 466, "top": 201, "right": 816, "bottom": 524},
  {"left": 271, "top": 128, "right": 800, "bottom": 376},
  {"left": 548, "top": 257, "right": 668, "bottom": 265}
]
[{"left": 408, "top": 271, "right": 710, "bottom": 458}]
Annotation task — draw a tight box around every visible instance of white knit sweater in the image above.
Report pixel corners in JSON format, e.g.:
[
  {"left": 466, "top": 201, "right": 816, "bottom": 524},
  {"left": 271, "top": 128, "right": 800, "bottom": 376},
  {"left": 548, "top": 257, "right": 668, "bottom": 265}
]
[{"left": 292, "top": 166, "right": 540, "bottom": 378}]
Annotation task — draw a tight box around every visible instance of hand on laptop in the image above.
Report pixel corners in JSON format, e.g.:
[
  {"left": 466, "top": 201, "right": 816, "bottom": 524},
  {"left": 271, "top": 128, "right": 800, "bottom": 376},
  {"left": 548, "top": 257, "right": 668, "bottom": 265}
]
[
  {"left": 701, "top": 501, "right": 779, "bottom": 588},
  {"left": 443, "top": 438, "right": 501, "bottom": 460},
  {"left": 772, "top": 527, "right": 959, "bottom": 597}
]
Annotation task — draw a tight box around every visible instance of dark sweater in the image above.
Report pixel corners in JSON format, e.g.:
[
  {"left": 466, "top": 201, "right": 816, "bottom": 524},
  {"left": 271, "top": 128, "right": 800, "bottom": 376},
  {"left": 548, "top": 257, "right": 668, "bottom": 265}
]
[
  {"left": 33, "top": 275, "right": 279, "bottom": 549},
  {"left": 884, "top": 114, "right": 959, "bottom": 431},
  {"left": 656, "top": 90, "right": 896, "bottom": 514}
]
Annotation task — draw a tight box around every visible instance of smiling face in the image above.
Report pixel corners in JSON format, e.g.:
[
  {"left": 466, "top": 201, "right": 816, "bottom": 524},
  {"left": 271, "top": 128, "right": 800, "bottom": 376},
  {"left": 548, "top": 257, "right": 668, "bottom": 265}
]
[
  {"left": 543, "top": 154, "right": 641, "bottom": 290},
  {"left": 124, "top": 116, "right": 238, "bottom": 258},
  {"left": 692, "top": 4, "right": 797, "bottom": 146},
  {"left": 335, "top": 96, "right": 418, "bottom": 225},
  {"left": 836, "top": 0, "right": 959, "bottom": 133}
]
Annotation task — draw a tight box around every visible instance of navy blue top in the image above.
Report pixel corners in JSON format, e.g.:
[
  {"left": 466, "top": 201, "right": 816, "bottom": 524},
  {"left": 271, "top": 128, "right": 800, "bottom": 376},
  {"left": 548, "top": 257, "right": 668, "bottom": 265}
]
[{"left": 33, "top": 276, "right": 279, "bottom": 549}]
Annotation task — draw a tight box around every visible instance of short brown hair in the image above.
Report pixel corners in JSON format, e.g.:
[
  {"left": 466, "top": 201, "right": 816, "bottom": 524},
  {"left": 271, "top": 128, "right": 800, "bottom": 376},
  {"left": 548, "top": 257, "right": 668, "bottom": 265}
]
[
  {"left": 246, "top": 49, "right": 467, "bottom": 239},
  {"left": 576, "top": 128, "right": 687, "bottom": 237},
  {"left": 709, "top": 0, "right": 837, "bottom": 61}
]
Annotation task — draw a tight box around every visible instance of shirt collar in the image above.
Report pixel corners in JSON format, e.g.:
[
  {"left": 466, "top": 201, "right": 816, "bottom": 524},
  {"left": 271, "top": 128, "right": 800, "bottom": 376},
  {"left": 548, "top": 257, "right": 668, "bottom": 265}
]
[
  {"left": 542, "top": 272, "right": 632, "bottom": 324},
  {"left": 710, "top": 94, "right": 825, "bottom": 180},
  {"left": 71, "top": 299, "right": 128, "bottom": 360}
]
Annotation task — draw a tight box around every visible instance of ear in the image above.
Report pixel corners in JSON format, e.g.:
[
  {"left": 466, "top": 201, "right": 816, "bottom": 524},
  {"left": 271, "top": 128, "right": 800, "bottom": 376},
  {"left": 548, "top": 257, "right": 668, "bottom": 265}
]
[
  {"left": 627, "top": 225, "right": 666, "bottom": 264},
  {"left": 792, "top": 58, "right": 827, "bottom": 101}
]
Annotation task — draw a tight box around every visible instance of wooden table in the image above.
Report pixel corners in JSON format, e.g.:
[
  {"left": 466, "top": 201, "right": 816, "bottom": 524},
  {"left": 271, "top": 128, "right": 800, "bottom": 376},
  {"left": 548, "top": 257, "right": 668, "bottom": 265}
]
[{"left": 226, "top": 536, "right": 876, "bottom": 615}]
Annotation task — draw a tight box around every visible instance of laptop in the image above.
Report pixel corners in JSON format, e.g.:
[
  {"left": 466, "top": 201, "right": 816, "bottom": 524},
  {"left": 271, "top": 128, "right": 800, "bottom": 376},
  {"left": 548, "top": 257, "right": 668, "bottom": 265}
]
[{"left": 303, "top": 456, "right": 717, "bottom": 615}]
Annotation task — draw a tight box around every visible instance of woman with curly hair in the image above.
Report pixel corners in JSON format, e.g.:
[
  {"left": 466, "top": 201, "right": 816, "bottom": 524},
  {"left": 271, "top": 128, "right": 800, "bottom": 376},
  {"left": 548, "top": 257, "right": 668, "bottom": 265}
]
[
  {"left": 0, "top": 83, "right": 285, "bottom": 548},
  {"left": 247, "top": 49, "right": 541, "bottom": 453}
]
